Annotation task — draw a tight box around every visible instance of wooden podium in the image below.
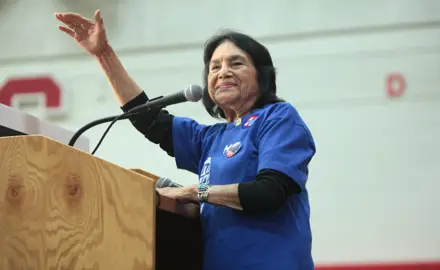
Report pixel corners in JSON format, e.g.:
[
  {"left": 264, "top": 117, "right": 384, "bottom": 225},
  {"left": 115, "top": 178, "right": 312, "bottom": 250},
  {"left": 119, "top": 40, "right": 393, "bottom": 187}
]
[{"left": 0, "top": 106, "right": 202, "bottom": 269}]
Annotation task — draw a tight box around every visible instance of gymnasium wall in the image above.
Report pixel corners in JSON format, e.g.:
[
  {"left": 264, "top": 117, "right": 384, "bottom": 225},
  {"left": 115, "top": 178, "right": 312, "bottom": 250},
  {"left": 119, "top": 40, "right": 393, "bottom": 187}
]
[{"left": 1, "top": 0, "right": 439, "bottom": 267}]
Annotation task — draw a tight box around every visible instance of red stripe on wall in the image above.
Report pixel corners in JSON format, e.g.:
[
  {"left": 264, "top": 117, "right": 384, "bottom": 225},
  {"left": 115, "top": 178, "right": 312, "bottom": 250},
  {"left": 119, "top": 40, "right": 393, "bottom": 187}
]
[{"left": 316, "top": 261, "right": 440, "bottom": 270}]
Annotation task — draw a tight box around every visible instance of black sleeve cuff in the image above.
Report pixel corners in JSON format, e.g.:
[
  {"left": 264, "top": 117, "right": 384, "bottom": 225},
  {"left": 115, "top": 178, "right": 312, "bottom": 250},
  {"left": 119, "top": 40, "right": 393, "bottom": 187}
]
[
  {"left": 118, "top": 91, "right": 175, "bottom": 157},
  {"left": 120, "top": 91, "right": 149, "bottom": 113}
]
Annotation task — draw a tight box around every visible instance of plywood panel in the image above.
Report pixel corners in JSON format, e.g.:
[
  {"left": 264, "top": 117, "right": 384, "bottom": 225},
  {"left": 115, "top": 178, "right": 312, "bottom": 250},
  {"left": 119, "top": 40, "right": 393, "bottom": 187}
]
[{"left": 0, "top": 135, "right": 156, "bottom": 269}]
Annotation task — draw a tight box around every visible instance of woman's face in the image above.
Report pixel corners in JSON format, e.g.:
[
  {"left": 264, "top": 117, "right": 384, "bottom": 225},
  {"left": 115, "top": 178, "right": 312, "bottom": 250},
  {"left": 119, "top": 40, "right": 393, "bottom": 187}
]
[{"left": 207, "top": 41, "right": 259, "bottom": 111}]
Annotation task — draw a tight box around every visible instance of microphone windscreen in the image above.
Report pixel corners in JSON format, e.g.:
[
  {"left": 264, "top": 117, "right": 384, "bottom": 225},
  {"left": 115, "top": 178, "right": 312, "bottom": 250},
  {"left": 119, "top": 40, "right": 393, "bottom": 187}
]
[
  {"left": 184, "top": 84, "right": 204, "bottom": 102},
  {"left": 156, "top": 177, "right": 182, "bottom": 188}
]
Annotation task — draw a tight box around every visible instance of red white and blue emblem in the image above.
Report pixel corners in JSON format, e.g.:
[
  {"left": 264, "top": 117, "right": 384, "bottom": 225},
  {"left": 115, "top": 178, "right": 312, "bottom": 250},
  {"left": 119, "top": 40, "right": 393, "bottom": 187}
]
[
  {"left": 223, "top": 141, "right": 242, "bottom": 158},
  {"left": 243, "top": 115, "right": 258, "bottom": 127}
]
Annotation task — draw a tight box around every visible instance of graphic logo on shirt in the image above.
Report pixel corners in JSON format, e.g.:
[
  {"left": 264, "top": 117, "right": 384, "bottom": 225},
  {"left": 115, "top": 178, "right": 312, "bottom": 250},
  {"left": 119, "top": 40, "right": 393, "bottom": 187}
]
[
  {"left": 199, "top": 157, "right": 211, "bottom": 185},
  {"left": 243, "top": 115, "right": 259, "bottom": 128},
  {"left": 199, "top": 157, "right": 211, "bottom": 213},
  {"left": 234, "top": 117, "right": 242, "bottom": 126},
  {"left": 223, "top": 141, "right": 242, "bottom": 158}
]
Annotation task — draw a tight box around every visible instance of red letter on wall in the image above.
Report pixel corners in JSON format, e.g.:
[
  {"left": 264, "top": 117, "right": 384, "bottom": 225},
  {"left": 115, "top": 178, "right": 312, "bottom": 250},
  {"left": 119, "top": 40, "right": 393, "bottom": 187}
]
[
  {"left": 0, "top": 76, "right": 66, "bottom": 118},
  {"left": 386, "top": 73, "right": 406, "bottom": 98}
]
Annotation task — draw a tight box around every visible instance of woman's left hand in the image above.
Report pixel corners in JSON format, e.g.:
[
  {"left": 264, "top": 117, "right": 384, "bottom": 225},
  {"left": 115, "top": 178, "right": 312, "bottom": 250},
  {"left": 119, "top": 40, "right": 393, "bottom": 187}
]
[{"left": 156, "top": 184, "right": 198, "bottom": 204}]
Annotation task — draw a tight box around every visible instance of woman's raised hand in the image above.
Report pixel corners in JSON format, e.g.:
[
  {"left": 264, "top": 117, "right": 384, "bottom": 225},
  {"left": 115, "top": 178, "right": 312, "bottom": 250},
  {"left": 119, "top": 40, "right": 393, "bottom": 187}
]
[{"left": 55, "top": 10, "right": 109, "bottom": 56}]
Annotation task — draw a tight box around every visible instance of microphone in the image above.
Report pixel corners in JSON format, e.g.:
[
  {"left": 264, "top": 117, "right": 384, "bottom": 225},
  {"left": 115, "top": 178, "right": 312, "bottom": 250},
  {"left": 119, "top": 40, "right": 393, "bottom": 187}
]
[
  {"left": 155, "top": 177, "right": 186, "bottom": 208},
  {"left": 68, "top": 84, "right": 204, "bottom": 154},
  {"left": 156, "top": 177, "right": 183, "bottom": 188},
  {"left": 127, "top": 84, "right": 204, "bottom": 114}
]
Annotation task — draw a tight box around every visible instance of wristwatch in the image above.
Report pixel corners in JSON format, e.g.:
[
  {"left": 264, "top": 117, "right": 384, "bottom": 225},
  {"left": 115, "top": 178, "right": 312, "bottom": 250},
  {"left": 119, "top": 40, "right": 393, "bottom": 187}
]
[{"left": 197, "top": 183, "right": 210, "bottom": 203}]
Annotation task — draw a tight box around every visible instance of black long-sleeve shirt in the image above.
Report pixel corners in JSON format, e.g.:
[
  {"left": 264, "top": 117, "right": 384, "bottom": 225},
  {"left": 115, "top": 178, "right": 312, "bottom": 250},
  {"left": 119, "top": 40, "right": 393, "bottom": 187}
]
[{"left": 121, "top": 92, "right": 301, "bottom": 214}]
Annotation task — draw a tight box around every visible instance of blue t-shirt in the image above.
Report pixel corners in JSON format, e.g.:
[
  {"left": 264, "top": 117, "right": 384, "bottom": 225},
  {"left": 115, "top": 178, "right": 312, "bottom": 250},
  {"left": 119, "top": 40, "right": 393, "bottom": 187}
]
[{"left": 172, "top": 102, "right": 316, "bottom": 270}]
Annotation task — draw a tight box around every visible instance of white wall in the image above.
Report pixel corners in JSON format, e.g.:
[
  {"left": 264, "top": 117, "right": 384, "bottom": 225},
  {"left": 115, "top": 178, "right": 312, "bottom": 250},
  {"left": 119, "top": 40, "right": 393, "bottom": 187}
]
[
  {"left": 2, "top": 0, "right": 440, "bottom": 61},
  {"left": 1, "top": 0, "right": 439, "bottom": 265}
]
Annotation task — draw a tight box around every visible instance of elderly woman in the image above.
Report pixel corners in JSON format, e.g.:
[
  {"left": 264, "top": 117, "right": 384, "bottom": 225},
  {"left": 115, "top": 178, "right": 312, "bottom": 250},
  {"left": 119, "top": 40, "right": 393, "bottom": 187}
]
[{"left": 55, "top": 10, "right": 316, "bottom": 270}]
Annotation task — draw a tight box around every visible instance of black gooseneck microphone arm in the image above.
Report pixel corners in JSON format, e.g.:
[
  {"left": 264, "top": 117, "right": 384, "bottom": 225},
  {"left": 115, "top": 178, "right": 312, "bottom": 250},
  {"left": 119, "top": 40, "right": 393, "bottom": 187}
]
[
  {"left": 68, "top": 112, "right": 133, "bottom": 146},
  {"left": 68, "top": 95, "right": 164, "bottom": 154}
]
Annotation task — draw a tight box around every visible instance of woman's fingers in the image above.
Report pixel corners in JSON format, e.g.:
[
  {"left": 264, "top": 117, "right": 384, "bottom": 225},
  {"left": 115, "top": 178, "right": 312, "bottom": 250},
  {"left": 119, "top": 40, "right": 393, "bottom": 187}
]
[
  {"left": 54, "top": 13, "right": 75, "bottom": 30},
  {"left": 94, "top": 10, "right": 104, "bottom": 27},
  {"left": 54, "top": 13, "right": 62, "bottom": 21},
  {"left": 55, "top": 12, "right": 94, "bottom": 27},
  {"left": 94, "top": 10, "right": 101, "bottom": 22},
  {"left": 57, "top": 25, "right": 75, "bottom": 38}
]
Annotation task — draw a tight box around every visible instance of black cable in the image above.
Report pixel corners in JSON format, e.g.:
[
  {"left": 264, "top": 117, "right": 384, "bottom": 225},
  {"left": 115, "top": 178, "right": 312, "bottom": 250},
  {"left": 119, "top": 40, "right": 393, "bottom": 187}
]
[
  {"left": 68, "top": 96, "right": 165, "bottom": 155},
  {"left": 90, "top": 111, "right": 137, "bottom": 155},
  {"left": 68, "top": 111, "right": 138, "bottom": 153}
]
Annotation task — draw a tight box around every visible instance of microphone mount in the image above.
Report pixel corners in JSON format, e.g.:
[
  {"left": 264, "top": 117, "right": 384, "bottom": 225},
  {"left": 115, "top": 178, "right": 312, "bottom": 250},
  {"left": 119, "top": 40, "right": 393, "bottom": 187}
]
[{"left": 68, "top": 95, "right": 165, "bottom": 154}]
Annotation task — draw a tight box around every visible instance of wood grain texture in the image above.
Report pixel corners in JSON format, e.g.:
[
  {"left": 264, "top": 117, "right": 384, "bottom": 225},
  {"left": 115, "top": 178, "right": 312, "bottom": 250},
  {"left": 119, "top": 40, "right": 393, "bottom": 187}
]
[{"left": 0, "top": 135, "right": 157, "bottom": 270}]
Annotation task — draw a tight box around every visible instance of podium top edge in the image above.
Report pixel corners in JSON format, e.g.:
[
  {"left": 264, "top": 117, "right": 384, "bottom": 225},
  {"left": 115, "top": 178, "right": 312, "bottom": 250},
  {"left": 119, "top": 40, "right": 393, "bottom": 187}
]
[{"left": 0, "top": 104, "right": 89, "bottom": 152}]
